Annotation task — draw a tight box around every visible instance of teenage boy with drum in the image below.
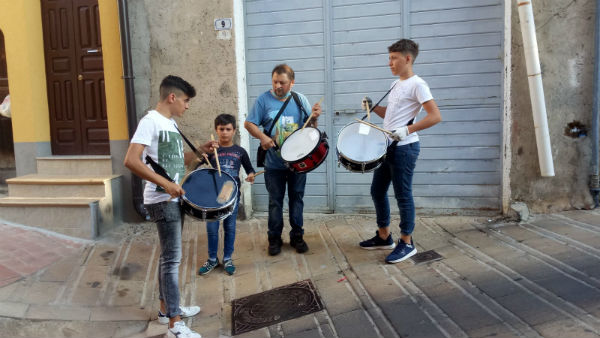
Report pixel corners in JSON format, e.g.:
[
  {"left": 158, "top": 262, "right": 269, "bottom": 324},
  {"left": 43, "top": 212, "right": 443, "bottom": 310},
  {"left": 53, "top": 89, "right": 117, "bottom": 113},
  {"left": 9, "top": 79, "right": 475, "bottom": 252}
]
[
  {"left": 244, "top": 64, "right": 322, "bottom": 256},
  {"left": 197, "top": 114, "right": 256, "bottom": 276},
  {"left": 124, "top": 75, "right": 217, "bottom": 338},
  {"left": 359, "top": 39, "right": 441, "bottom": 263}
]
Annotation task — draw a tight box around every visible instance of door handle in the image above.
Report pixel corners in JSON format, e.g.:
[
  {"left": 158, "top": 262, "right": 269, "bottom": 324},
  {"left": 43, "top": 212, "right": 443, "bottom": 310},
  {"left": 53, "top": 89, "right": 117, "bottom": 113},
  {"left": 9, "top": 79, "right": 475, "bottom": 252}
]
[{"left": 78, "top": 74, "right": 83, "bottom": 81}]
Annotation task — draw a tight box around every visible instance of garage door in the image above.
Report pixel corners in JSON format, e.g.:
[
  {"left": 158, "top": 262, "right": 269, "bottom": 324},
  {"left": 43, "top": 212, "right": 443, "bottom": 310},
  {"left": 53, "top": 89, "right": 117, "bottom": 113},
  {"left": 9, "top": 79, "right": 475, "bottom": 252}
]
[{"left": 245, "top": 0, "right": 503, "bottom": 214}]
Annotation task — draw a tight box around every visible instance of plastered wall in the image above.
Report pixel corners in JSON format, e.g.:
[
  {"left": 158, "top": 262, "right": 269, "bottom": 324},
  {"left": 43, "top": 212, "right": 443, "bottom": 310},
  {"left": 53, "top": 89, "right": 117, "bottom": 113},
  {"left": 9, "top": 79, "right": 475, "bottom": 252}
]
[{"left": 510, "top": 0, "right": 597, "bottom": 212}]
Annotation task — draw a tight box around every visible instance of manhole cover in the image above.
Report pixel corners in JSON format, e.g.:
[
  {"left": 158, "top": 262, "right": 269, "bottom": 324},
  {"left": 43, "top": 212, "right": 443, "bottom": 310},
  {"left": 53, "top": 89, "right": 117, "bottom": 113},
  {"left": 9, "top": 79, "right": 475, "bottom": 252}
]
[
  {"left": 232, "top": 279, "right": 323, "bottom": 335},
  {"left": 411, "top": 250, "right": 443, "bottom": 264}
]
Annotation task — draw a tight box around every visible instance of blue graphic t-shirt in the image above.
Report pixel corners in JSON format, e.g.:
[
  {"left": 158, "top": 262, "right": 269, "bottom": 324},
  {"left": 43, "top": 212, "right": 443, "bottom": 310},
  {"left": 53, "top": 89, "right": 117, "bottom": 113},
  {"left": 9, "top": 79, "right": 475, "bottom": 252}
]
[
  {"left": 246, "top": 91, "right": 311, "bottom": 169},
  {"left": 203, "top": 144, "right": 255, "bottom": 189}
]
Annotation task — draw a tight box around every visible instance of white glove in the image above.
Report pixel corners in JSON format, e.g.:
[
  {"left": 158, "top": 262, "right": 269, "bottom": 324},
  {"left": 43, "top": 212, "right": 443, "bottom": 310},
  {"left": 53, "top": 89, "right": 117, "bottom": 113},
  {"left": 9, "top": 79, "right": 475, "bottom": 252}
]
[
  {"left": 391, "top": 126, "right": 409, "bottom": 141},
  {"left": 361, "top": 96, "right": 373, "bottom": 111}
]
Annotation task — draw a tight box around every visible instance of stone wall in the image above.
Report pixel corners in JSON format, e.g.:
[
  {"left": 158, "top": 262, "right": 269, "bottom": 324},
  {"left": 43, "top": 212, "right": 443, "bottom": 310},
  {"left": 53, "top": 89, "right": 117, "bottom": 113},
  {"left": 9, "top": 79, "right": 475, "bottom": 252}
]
[
  {"left": 510, "top": 0, "right": 597, "bottom": 212},
  {"left": 128, "top": 0, "right": 238, "bottom": 144}
]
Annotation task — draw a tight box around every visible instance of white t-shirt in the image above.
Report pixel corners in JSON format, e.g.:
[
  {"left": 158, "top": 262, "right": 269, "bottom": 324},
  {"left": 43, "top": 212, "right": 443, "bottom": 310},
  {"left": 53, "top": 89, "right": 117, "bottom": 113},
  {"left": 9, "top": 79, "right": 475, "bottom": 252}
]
[
  {"left": 130, "top": 110, "right": 186, "bottom": 204},
  {"left": 384, "top": 75, "right": 433, "bottom": 146}
]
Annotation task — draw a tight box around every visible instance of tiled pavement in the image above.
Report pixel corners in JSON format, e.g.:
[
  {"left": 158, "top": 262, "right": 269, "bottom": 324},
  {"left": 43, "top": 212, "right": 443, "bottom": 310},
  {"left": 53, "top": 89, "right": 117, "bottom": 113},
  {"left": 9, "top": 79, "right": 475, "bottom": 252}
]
[{"left": 0, "top": 209, "right": 599, "bottom": 338}]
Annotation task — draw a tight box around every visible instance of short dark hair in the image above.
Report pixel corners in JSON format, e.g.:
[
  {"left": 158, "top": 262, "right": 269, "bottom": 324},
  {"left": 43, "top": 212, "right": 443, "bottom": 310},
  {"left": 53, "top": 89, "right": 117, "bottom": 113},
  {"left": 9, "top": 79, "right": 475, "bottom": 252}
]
[
  {"left": 388, "top": 39, "right": 419, "bottom": 62},
  {"left": 271, "top": 64, "right": 295, "bottom": 81},
  {"left": 159, "top": 75, "right": 196, "bottom": 100},
  {"left": 215, "top": 113, "right": 236, "bottom": 129}
]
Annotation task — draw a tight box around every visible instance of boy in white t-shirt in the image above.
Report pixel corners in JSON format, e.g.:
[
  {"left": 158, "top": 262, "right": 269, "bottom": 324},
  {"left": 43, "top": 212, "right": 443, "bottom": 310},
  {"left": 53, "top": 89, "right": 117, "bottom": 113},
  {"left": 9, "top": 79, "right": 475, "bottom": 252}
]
[
  {"left": 359, "top": 39, "right": 442, "bottom": 264},
  {"left": 124, "top": 75, "right": 217, "bottom": 338}
]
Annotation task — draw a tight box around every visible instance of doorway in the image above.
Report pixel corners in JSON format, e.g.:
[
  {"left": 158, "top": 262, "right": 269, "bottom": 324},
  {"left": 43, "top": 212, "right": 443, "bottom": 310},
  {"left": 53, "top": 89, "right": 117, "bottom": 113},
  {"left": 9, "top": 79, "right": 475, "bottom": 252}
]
[
  {"left": 0, "top": 29, "right": 15, "bottom": 189},
  {"left": 41, "top": 0, "right": 109, "bottom": 155}
]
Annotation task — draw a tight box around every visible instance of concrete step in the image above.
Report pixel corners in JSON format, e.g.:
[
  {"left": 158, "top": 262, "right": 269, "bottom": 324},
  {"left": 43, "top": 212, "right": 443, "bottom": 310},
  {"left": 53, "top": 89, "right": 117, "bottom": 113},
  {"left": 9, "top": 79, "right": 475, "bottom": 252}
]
[
  {"left": 6, "top": 174, "right": 119, "bottom": 198},
  {"left": 0, "top": 184, "right": 121, "bottom": 239},
  {"left": 36, "top": 156, "right": 113, "bottom": 175}
]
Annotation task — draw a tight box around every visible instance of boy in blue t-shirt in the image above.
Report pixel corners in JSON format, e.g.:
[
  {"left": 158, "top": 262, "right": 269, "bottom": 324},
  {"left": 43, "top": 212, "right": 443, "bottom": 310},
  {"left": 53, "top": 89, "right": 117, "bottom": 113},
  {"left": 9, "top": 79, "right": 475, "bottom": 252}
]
[{"left": 198, "top": 114, "right": 256, "bottom": 275}]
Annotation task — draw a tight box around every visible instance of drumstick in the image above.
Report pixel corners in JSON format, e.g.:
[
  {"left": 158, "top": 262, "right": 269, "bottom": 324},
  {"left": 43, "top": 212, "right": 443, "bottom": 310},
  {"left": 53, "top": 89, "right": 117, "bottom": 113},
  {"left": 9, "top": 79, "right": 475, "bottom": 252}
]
[
  {"left": 301, "top": 97, "right": 324, "bottom": 130},
  {"left": 354, "top": 118, "right": 394, "bottom": 136},
  {"left": 202, "top": 153, "right": 213, "bottom": 169},
  {"left": 211, "top": 134, "right": 221, "bottom": 177}
]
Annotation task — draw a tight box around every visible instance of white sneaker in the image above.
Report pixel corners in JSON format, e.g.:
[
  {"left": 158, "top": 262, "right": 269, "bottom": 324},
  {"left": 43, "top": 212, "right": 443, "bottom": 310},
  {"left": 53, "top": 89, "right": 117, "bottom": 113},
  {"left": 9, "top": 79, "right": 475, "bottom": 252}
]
[
  {"left": 166, "top": 321, "right": 201, "bottom": 338},
  {"left": 158, "top": 305, "right": 201, "bottom": 324}
]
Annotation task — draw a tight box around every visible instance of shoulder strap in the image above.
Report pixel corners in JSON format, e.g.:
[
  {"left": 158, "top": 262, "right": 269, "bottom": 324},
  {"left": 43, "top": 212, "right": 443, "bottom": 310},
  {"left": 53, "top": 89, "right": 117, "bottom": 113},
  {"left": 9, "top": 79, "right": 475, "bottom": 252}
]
[
  {"left": 265, "top": 94, "right": 292, "bottom": 136},
  {"left": 361, "top": 82, "right": 398, "bottom": 121},
  {"left": 290, "top": 91, "right": 310, "bottom": 122}
]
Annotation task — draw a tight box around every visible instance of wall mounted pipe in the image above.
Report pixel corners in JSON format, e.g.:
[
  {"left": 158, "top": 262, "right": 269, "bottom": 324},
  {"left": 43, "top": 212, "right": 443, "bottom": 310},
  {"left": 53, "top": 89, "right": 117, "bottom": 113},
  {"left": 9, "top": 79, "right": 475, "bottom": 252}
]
[
  {"left": 591, "top": 0, "right": 600, "bottom": 207},
  {"left": 516, "top": 0, "right": 555, "bottom": 177},
  {"left": 117, "top": 0, "right": 148, "bottom": 219}
]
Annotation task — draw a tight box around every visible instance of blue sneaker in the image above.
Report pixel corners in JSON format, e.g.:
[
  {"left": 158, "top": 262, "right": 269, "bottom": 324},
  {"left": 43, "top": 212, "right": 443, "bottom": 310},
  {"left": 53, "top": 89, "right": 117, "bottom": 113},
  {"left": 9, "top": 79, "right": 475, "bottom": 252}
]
[
  {"left": 223, "top": 259, "right": 236, "bottom": 275},
  {"left": 385, "top": 239, "right": 417, "bottom": 263},
  {"left": 198, "top": 258, "right": 219, "bottom": 275},
  {"left": 359, "top": 230, "right": 396, "bottom": 250}
]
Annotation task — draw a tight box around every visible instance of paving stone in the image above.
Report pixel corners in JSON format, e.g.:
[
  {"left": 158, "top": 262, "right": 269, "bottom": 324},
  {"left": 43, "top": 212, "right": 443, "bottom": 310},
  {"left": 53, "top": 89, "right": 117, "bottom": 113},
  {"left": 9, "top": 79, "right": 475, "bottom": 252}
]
[
  {"left": 379, "top": 297, "right": 447, "bottom": 338},
  {"left": 314, "top": 273, "right": 361, "bottom": 317},
  {"left": 284, "top": 327, "right": 322, "bottom": 338},
  {"left": 0, "top": 301, "right": 28, "bottom": 318},
  {"left": 467, "top": 323, "right": 522, "bottom": 338},
  {"left": 331, "top": 309, "right": 378, "bottom": 338},
  {"left": 89, "top": 305, "right": 151, "bottom": 321},
  {"left": 494, "top": 292, "right": 562, "bottom": 326},
  {"left": 534, "top": 275, "right": 600, "bottom": 311},
  {"left": 533, "top": 318, "right": 599, "bottom": 338},
  {"left": 26, "top": 304, "right": 90, "bottom": 321},
  {"left": 560, "top": 211, "right": 600, "bottom": 226},
  {"left": 19, "top": 281, "right": 62, "bottom": 304},
  {"left": 281, "top": 314, "right": 318, "bottom": 335},
  {"left": 86, "top": 245, "right": 119, "bottom": 266},
  {"left": 39, "top": 256, "right": 79, "bottom": 282},
  {"left": 111, "top": 280, "right": 145, "bottom": 306}
]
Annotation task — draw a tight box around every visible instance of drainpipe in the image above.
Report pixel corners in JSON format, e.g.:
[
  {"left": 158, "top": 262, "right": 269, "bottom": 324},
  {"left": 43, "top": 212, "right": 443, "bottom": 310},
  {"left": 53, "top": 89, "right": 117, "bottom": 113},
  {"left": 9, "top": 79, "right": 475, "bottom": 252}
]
[
  {"left": 591, "top": 0, "right": 600, "bottom": 208},
  {"left": 516, "top": 0, "right": 555, "bottom": 177},
  {"left": 117, "top": 0, "right": 148, "bottom": 219}
]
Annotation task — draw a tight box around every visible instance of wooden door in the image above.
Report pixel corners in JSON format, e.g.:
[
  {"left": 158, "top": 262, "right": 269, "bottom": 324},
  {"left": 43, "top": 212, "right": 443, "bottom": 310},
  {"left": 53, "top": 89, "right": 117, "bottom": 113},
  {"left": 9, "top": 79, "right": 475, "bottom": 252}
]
[
  {"left": 41, "top": 0, "right": 109, "bottom": 155},
  {"left": 0, "top": 30, "right": 8, "bottom": 100}
]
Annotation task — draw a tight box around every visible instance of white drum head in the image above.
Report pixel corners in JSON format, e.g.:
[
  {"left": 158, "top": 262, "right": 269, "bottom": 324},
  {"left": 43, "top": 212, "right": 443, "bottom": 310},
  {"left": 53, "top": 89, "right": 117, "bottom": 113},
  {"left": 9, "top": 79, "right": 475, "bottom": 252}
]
[
  {"left": 337, "top": 122, "right": 388, "bottom": 161},
  {"left": 281, "top": 127, "right": 320, "bottom": 161}
]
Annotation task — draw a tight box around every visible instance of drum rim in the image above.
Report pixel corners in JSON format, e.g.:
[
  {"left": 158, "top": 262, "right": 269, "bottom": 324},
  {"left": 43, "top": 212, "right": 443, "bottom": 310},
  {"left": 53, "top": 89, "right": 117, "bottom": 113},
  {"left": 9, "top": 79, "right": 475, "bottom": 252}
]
[
  {"left": 180, "top": 168, "right": 239, "bottom": 210},
  {"left": 280, "top": 126, "right": 327, "bottom": 163},
  {"left": 336, "top": 121, "right": 388, "bottom": 160}
]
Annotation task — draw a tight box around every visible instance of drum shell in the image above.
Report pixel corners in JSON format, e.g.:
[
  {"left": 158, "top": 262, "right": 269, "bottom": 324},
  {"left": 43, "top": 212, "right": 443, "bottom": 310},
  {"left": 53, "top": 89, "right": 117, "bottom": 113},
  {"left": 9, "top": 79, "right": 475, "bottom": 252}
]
[
  {"left": 336, "top": 122, "right": 388, "bottom": 173},
  {"left": 280, "top": 127, "right": 329, "bottom": 173},
  {"left": 180, "top": 168, "right": 239, "bottom": 222}
]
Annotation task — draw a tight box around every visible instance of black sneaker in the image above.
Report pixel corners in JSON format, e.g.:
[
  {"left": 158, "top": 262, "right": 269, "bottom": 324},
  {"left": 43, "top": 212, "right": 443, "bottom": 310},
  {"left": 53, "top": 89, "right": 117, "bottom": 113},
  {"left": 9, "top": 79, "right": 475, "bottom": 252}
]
[
  {"left": 268, "top": 235, "right": 283, "bottom": 256},
  {"left": 290, "top": 234, "right": 309, "bottom": 253},
  {"left": 359, "top": 230, "right": 396, "bottom": 250}
]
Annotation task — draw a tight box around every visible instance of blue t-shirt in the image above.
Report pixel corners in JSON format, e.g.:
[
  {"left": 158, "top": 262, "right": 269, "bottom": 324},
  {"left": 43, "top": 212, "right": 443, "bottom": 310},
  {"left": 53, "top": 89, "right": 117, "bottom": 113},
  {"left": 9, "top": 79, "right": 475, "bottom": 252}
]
[{"left": 246, "top": 91, "right": 311, "bottom": 169}]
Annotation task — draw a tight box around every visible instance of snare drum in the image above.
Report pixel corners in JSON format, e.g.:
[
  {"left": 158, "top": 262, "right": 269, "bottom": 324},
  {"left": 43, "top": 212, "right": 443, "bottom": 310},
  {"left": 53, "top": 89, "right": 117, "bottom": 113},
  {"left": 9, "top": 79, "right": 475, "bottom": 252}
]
[
  {"left": 336, "top": 121, "right": 389, "bottom": 173},
  {"left": 280, "top": 127, "right": 329, "bottom": 173},
  {"left": 180, "top": 168, "right": 239, "bottom": 222}
]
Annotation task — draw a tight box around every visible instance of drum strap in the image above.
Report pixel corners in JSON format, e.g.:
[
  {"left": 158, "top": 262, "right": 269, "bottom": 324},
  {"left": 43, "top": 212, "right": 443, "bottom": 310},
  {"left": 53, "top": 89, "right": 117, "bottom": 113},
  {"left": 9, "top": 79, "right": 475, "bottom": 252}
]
[
  {"left": 361, "top": 82, "right": 397, "bottom": 121},
  {"left": 145, "top": 155, "right": 174, "bottom": 182},
  {"left": 290, "top": 91, "right": 310, "bottom": 124},
  {"left": 265, "top": 94, "right": 293, "bottom": 137}
]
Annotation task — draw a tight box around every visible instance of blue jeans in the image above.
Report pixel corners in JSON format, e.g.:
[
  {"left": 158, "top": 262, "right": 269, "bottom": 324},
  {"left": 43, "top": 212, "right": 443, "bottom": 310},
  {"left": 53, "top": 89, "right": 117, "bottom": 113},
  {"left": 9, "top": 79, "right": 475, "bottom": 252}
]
[
  {"left": 264, "top": 168, "right": 306, "bottom": 237},
  {"left": 371, "top": 142, "right": 420, "bottom": 236},
  {"left": 206, "top": 200, "right": 239, "bottom": 261},
  {"left": 145, "top": 201, "right": 182, "bottom": 318}
]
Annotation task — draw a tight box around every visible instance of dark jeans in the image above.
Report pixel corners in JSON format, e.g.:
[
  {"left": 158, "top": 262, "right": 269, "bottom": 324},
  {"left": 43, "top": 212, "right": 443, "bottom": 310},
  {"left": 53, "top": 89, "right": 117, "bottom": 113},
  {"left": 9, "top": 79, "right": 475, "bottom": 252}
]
[
  {"left": 371, "top": 142, "right": 420, "bottom": 236},
  {"left": 264, "top": 168, "right": 306, "bottom": 238},
  {"left": 206, "top": 199, "right": 239, "bottom": 261},
  {"left": 145, "top": 201, "right": 182, "bottom": 318}
]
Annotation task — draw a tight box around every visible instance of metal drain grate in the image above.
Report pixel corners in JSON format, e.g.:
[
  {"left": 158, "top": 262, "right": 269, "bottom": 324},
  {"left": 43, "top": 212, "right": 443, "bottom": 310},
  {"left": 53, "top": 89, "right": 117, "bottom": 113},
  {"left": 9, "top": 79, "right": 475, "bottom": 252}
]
[
  {"left": 411, "top": 250, "right": 443, "bottom": 264},
  {"left": 231, "top": 279, "right": 324, "bottom": 335}
]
